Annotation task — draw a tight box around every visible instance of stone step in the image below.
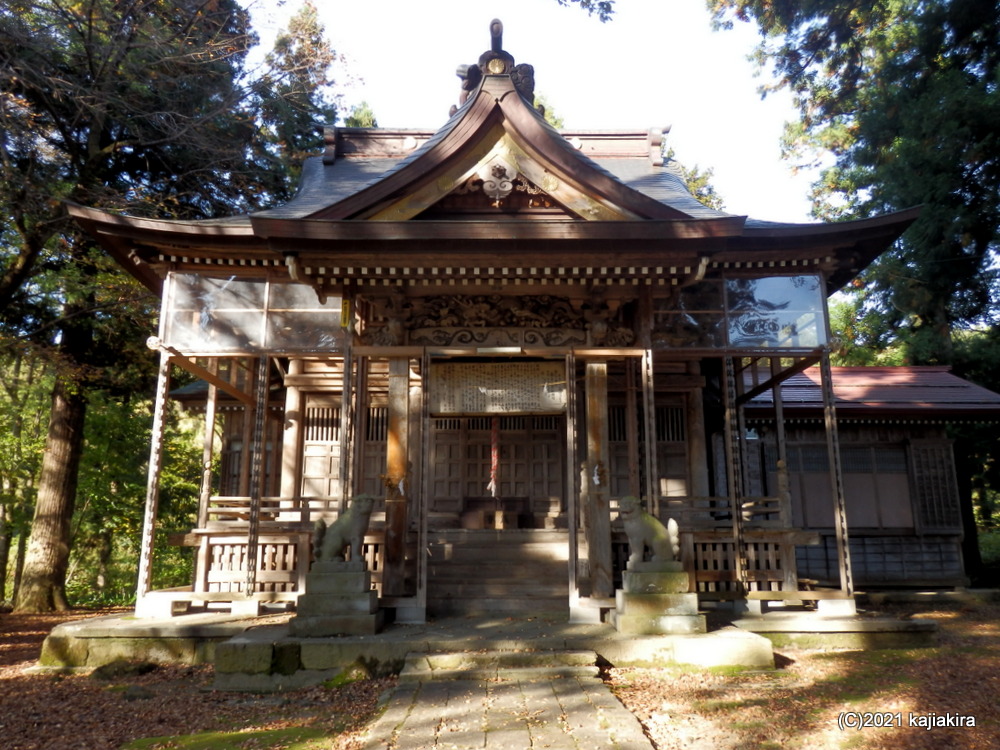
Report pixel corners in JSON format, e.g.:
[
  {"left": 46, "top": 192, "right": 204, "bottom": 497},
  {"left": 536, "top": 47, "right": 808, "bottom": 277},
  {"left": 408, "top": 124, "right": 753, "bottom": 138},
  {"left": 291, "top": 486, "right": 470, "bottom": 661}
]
[
  {"left": 425, "top": 580, "right": 566, "bottom": 597},
  {"left": 427, "top": 564, "right": 567, "bottom": 581},
  {"left": 399, "top": 649, "right": 599, "bottom": 682},
  {"left": 428, "top": 542, "right": 569, "bottom": 560},
  {"left": 426, "top": 596, "right": 568, "bottom": 616},
  {"left": 428, "top": 530, "right": 572, "bottom": 545}
]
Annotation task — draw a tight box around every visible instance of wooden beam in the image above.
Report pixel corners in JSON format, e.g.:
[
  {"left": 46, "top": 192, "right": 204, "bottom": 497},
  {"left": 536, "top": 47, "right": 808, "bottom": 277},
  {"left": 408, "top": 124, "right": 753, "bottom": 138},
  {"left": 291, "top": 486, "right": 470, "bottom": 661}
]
[
  {"left": 383, "top": 356, "right": 410, "bottom": 596},
  {"left": 148, "top": 339, "right": 255, "bottom": 406},
  {"left": 736, "top": 354, "right": 820, "bottom": 406},
  {"left": 135, "top": 352, "right": 171, "bottom": 609},
  {"left": 585, "top": 360, "right": 613, "bottom": 598},
  {"left": 821, "top": 350, "right": 855, "bottom": 596}
]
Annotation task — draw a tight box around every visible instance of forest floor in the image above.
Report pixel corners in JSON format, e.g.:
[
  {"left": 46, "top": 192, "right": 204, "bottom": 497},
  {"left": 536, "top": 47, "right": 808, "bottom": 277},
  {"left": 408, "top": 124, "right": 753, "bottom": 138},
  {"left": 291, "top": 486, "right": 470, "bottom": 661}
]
[{"left": 1, "top": 600, "right": 999, "bottom": 749}]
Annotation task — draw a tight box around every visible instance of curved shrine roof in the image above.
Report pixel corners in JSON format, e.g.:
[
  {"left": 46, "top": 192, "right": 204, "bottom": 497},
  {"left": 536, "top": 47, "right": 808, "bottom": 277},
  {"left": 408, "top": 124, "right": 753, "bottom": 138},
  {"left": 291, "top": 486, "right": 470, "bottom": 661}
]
[
  {"left": 68, "top": 20, "right": 920, "bottom": 298},
  {"left": 746, "top": 366, "right": 1000, "bottom": 420}
]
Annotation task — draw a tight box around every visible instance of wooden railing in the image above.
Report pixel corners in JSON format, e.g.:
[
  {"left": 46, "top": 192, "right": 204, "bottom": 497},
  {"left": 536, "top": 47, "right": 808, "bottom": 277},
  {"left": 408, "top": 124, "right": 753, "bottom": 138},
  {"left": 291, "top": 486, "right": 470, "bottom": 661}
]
[{"left": 658, "top": 494, "right": 790, "bottom": 528}]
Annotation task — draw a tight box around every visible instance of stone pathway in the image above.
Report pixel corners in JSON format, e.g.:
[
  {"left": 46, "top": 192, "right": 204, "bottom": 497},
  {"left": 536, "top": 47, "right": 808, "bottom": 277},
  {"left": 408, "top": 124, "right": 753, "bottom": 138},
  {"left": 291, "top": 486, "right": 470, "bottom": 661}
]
[{"left": 361, "top": 673, "right": 653, "bottom": 749}]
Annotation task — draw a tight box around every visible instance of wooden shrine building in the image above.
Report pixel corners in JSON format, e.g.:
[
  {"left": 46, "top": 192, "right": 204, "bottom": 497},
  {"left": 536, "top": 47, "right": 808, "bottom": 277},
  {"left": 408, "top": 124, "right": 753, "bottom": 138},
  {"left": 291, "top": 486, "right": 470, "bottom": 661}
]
[{"left": 71, "top": 22, "right": 953, "bottom": 622}]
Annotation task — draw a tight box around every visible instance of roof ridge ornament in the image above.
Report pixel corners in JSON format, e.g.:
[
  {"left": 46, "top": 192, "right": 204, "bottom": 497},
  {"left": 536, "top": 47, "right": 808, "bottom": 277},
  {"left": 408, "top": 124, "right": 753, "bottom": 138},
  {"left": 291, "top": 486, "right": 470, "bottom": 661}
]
[{"left": 453, "top": 19, "right": 535, "bottom": 114}]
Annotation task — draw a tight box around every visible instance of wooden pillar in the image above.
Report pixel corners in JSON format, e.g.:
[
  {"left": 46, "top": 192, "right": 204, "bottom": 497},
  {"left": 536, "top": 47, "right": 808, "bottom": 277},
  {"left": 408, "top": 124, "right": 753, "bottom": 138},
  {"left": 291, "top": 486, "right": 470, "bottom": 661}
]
[
  {"left": 687, "top": 361, "right": 710, "bottom": 496},
  {"left": 641, "top": 349, "right": 659, "bottom": 514},
  {"left": 625, "top": 358, "right": 641, "bottom": 497},
  {"left": 198, "top": 358, "right": 219, "bottom": 529},
  {"left": 279, "top": 358, "right": 304, "bottom": 504},
  {"left": 194, "top": 358, "right": 218, "bottom": 595},
  {"left": 821, "top": 350, "right": 854, "bottom": 596},
  {"left": 565, "top": 351, "right": 580, "bottom": 605},
  {"left": 383, "top": 356, "right": 410, "bottom": 596},
  {"left": 413, "top": 349, "right": 432, "bottom": 618},
  {"left": 135, "top": 350, "right": 171, "bottom": 614},
  {"left": 585, "top": 360, "right": 613, "bottom": 599},
  {"left": 237, "top": 359, "right": 254, "bottom": 498},
  {"left": 769, "top": 357, "right": 792, "bottom": 527},
  {"left": 244, "top": 355, "right": 270, "bottom": 597},
  {"left": 338, "top": 348, "right": 354, "bottom": 513},
  {"left": 723, "top": 356, "right": 748, "bottom": 595}
]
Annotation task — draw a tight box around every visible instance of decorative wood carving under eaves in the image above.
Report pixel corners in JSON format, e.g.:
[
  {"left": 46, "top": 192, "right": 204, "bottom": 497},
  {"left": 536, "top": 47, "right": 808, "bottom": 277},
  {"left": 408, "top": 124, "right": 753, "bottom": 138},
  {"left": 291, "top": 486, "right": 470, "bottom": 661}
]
[{"left": 360, "top": 292, "right": 636, "bottom": 348}]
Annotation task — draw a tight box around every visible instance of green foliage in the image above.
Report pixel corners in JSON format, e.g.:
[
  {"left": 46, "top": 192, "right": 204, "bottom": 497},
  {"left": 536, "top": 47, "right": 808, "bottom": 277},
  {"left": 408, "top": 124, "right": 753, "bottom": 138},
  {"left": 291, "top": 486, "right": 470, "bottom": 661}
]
[
  {"left": 828, "top": 296, "right": 905, "bottom": 365},
  {"left": 533, "top": 94, "right": 565, "bottom": 128},
  {"left": 710, "top": 0, "right": 1000, "bottom": 365},
  {"left": 664, "top": 148, "right": 726, "bottom": 211},
  {"left": 62, "top": 397, "right": 203, "bottom": 607},
  {"left": 1, "top": 0, "right": 342, "bottom": 609},
  {"left": 344, "top": 101, "right": 379, "bottom": 128},
  {"left": 553, "top": 0, "right": 615, "bottom": 22},
  {"left": 980, "top": 530, "right": 1000, "bottom": 564},
  {"left": 255, "top": 1, "right": 341, "bottom": 186}
]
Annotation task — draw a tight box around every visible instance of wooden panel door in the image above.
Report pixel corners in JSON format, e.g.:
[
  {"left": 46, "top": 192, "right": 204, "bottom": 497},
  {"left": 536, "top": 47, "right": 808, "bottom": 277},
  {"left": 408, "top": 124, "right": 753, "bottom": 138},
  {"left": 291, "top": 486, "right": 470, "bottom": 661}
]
[
  {"left": 429, "top": 415, "right": 565, "bottom": 524},
  {"left": 300, "top": 395, "right": 341, "bottom": 506}
]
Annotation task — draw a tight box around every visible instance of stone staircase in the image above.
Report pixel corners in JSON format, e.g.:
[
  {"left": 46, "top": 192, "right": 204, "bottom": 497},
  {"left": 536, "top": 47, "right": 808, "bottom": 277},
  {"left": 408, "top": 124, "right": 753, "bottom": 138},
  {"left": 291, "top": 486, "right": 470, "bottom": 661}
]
[
  {"left": 399, "top": 648, "right": 600, "bottom": 682},
  {"left": 426, "top": 529, "right": 570, "bottom": 616}
]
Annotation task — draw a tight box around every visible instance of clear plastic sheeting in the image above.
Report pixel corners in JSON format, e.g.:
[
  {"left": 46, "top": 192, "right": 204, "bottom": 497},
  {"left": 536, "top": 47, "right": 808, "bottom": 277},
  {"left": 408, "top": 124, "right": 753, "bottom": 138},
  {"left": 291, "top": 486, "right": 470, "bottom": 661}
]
[
  {"left": 163, "top": 273, "right": 344, "bottom": 354},
  {"left": 653, "top": 274, "right": 827, "bottom": 350},
  {"left": 726, "top": 276, "right": 826, "bottom": 349}
]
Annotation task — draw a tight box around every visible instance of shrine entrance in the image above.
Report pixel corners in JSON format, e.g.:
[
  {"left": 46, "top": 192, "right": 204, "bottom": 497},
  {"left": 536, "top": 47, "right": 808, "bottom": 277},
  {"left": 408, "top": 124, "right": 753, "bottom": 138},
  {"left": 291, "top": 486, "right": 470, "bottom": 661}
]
[
  {"left": 428, "top": 414, "right": 566, "bottom": 530},
  {"left": 422, "top": 360, "right": 573, "bottom": 616}
]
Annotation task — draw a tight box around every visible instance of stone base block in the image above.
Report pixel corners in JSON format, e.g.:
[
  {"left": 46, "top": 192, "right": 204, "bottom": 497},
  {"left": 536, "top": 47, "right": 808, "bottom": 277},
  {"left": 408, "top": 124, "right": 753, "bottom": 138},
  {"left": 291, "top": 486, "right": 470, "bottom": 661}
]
[
  {"left": 311, "top": 560, "right": 365, "bottom": 574},
  {"left": 290, "top": 611, "right": 385, "bottom": 638},
  {"left": 615, "top": 590, "right": 699, "bottom": 616},
  {"left": 622, "top": 569, "right": 690, "bottom": 595},
  {"left": 296, "top": 589, "right": 378, "bottom": 617},
  {"left": 303, "top": 570, "right": 372, "bottom": 595},
  {"left": 612, "top": 611, "right": 706, "bottom": 635},
  {"left": 626, "top": 560, "right": 684, "bottom": 573}
]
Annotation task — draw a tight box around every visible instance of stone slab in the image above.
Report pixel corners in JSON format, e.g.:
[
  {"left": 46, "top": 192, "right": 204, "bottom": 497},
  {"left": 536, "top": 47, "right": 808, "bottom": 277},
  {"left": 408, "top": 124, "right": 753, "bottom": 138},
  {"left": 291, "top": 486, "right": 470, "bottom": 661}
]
[
  {"left": 214, "top": 639, "right": 275, "bottom": 674},
  {"left": 615, "top": 590, "right": 699, "bottom": 616},
  {"left": 622, "top": 570, "right": 690, "bottom": 595},
  {"left": 290, "top": 610, "right": 385, "bottom": 638},
  {"left": 296, "top": 589, "right": 378, "bottom": 616},
  {"left": 299, "top": 640, "right": 410, "bottom": 672},
  {"left": 735, "top": 613, "right": 938, "bottom": 649},
  {"left": 311, "top": 560, "right": 365, "bottom": 573},
  {"left": 671, "top": 627, "right": 775, "bottom": 669},
  {"left": 612, "top": 612, "right": 707, "bottom": 636},
  {"left": 303, "top": 570, "right": 372, "bottom": 595},
  {"left": 627, "top": 560, "right": 684, "bottom": 573}
]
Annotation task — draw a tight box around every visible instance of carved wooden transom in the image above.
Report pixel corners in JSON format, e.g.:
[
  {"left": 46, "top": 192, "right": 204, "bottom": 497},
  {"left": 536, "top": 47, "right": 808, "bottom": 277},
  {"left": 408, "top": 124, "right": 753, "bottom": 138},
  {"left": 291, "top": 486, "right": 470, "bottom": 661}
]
[{"left": 359, "top": 292, "right": 636, "bottom": 348}]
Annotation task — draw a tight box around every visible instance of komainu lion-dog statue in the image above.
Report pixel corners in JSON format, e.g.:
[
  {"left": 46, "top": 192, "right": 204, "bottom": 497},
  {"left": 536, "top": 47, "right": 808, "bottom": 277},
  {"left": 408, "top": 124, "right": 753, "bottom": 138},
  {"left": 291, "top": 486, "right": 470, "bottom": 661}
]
[
  {"left": 618, "top": 495, "right": 680, "bottom": 564},
  {"left": 312, "top": 494, "right": 376, "bottom": 563}
]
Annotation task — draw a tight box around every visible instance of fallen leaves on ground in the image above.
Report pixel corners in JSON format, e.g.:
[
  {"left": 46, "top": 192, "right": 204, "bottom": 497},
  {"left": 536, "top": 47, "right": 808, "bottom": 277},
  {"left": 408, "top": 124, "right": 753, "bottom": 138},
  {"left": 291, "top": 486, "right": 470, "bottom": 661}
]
[
  {"left": 609, "top": 602, "right": 1000, "bottom": 749},
  {"left": 3, "top": 602, "right": 1000, "bottom": 749},
  {"left": 0, "top": 608, "right": 393, "bottom": 750}
]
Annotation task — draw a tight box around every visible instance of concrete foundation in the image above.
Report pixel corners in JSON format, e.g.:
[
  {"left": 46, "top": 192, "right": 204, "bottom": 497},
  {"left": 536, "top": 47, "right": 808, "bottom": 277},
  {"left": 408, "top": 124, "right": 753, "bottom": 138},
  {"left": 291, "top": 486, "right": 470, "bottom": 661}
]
[
  {"left": 734, "top": 611, "right": 938, "bottom": 649},
  {"left": 611, "top": 561, "right": 706, "bottom": 635},
  {"left": 37, "top": 597, "right": 941, "bottom": 691},
  {"left": 290, "top": 561, "right": 385, "bottom": 637}
]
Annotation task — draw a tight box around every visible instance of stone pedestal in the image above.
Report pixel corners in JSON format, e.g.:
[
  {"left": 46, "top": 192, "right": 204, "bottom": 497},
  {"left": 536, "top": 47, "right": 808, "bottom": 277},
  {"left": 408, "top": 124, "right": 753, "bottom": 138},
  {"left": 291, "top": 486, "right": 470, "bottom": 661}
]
[
  {"left": 290, "top": 561, "right": 384, "bottom": 637},
  {"left": 611, "top": 561, "right": 706, "bottom": 635}
]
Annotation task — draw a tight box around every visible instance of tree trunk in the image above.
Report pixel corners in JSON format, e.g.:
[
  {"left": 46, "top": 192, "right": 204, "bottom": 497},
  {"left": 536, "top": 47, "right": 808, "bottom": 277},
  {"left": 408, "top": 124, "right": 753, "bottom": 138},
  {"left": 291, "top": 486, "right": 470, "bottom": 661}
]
[
  {"left": 12, "top": 530, "right": 26, "bottom": 603},
  {"left": 0, "top": 504, "right": 10, "bottom": 601},
  {"left": 13, "top": 379, "right": 87, "bottom": 613}
]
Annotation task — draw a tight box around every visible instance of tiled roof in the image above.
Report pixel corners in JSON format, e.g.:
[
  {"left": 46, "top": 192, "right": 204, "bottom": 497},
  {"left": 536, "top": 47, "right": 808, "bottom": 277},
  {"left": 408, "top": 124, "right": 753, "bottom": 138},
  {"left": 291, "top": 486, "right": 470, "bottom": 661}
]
[
  {"left": 747, "top": 366, "right": 1000, "bottom": 418},
  {"left": 253, "top": 151, "right": 738, "bottom": 222},
  {"left": 252, "top": 157, "right": 404, "bottom": 219}
]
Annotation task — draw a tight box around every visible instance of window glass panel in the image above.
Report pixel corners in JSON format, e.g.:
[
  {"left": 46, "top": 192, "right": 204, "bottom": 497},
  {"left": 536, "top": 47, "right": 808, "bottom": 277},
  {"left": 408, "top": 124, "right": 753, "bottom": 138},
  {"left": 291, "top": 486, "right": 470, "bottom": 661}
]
[
  {"left": 725, "top": 276, "right": 827, "bottom": 348},
  {"left": 164, "top": 274, "right": 344, "bottom": 353},
  {"left": 166, "top": 310, "right": 263, "bottom": 351},
  {"left": 172, "top": 274, "right": 265, "bottom": 310}
]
